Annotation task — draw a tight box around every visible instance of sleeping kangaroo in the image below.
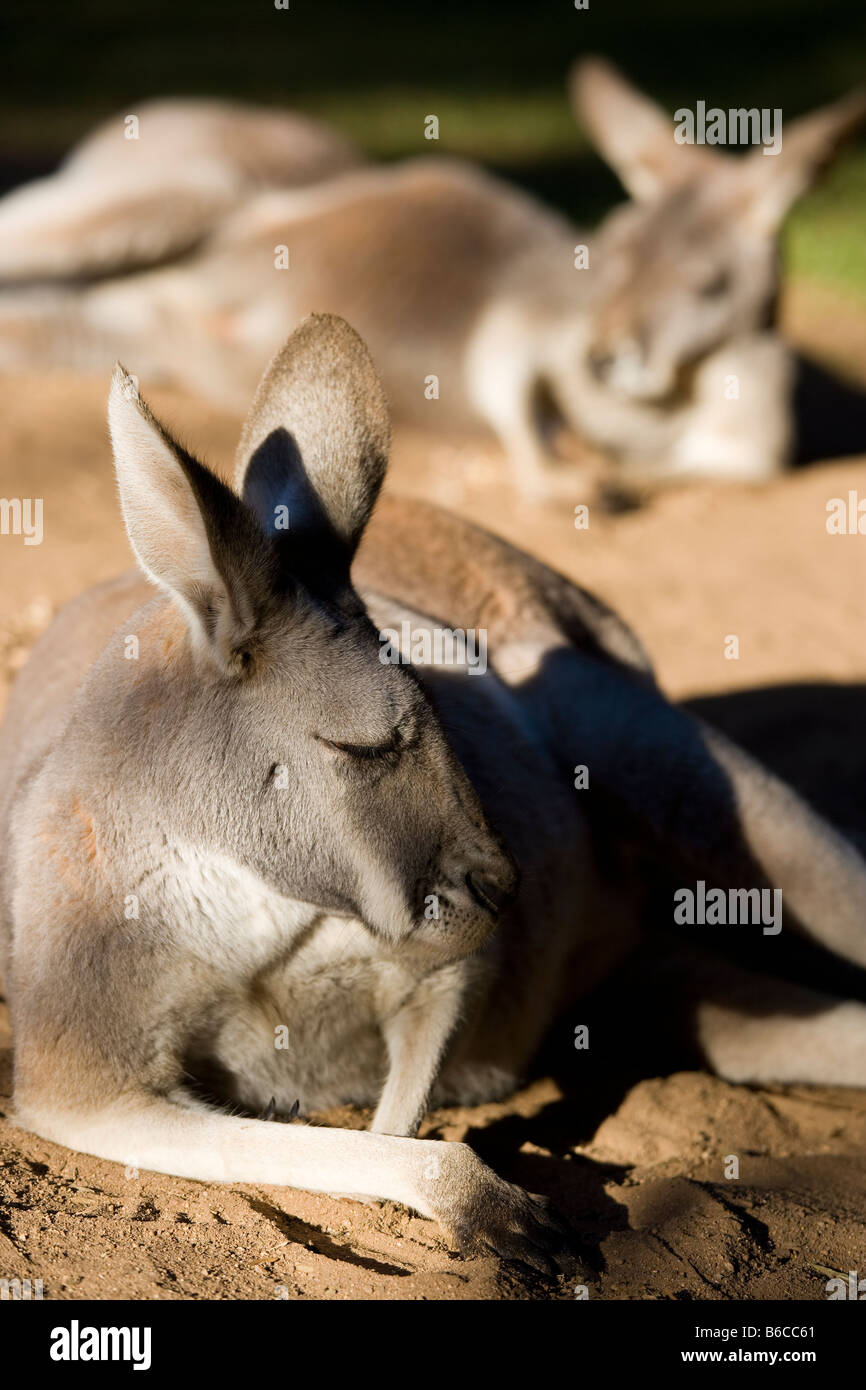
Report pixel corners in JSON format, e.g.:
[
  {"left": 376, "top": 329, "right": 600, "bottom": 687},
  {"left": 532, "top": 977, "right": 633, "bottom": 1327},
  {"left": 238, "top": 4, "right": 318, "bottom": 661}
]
[
  {"left": 0, "top": 64, "right": 862, "bottom": 497},
  {"left": 3, "top": 314, "right": 866, "bottom": 1271}
]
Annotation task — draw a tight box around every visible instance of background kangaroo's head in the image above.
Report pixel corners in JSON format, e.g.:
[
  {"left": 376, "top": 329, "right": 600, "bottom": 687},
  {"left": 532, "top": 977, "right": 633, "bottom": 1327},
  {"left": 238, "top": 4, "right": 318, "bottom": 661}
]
[
  {"left": 568, "top": 57, "right": 866, "bottom": 403},
  {"left": 107, "top": 313, "right": 516, "bottom": 959}
]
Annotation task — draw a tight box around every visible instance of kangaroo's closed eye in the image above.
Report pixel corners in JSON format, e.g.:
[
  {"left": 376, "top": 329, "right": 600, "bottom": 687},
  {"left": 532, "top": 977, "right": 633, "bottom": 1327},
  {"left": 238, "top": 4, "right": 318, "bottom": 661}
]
[
  {"left": 318, "top": 733, "right": 401, "bottom": 760},
  {"left": 699, "top": 270, "right": 731, "bottom": 299}
]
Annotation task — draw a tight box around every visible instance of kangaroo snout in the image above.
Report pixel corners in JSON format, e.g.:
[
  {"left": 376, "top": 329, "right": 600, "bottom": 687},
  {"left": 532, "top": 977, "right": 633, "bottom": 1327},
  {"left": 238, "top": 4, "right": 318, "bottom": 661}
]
[
  {"left": 446, "top": 833, "right": 519, "bottom": 921},
  {"left": 587, "top": 322, "right": 685, "bottom": 402},
  {"left": 588, "top": 338, "right": 663, "bottom": 400},
  {"left": 465, "top": 867, "right": 516, "bottom": 919}
]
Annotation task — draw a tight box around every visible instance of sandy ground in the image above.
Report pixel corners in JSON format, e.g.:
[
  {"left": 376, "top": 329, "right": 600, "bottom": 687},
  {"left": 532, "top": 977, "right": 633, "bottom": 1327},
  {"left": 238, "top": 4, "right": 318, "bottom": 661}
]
[{"left": 1, "top": 282, "right": 866, "bottom": 1301}]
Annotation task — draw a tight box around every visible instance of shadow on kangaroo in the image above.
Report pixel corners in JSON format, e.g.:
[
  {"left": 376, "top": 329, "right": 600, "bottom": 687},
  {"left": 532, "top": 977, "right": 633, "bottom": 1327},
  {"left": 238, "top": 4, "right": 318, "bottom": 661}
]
[{"left": 3, "top": 314, "right": 866, "bottom": 1274}]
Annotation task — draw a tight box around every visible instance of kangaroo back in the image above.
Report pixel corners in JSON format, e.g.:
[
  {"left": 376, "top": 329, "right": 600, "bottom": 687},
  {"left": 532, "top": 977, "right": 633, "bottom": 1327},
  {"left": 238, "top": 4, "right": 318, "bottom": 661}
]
[{"left": 0, "top": 98, "right": 360, "bottom": 283}]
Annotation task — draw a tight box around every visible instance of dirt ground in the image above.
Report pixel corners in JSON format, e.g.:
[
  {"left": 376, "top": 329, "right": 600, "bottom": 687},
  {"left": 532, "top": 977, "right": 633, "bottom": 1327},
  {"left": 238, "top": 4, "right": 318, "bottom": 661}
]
[{"left": 1, "top": 281, "right": 866, "bottom": 1301}]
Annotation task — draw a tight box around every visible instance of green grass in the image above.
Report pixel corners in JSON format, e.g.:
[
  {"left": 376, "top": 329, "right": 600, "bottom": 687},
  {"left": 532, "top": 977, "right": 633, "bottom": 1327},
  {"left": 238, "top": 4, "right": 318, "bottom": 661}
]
[
  {"left": 303, "top": 88, "right": 584, "bottom": 164},
  {"left": 784, "top": 152, "right": 866, "bottom": 298},
  {"left": 0, "top": 88, "right": 586, "bottom": 164}
]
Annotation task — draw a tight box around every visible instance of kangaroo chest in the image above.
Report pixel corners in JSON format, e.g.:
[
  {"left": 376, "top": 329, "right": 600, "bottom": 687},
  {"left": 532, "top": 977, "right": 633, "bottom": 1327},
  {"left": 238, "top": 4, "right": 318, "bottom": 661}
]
[{"left": 203, "top": 915, "right": 453, "bottom": 1114}]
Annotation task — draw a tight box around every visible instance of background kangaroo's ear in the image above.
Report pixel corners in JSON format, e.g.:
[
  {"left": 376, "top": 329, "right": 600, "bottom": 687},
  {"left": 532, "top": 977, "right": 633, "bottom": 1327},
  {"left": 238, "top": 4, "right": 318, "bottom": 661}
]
[
  {"left": 742, "top": 89, "right": 866, "bottom": 235},
  {"left": 234, "top": 314, "right": 391, "bottom": 585},
  {"left": 108, "top": 364, "right": 271, "bottom": 663},
  {"left": 569, "top": 56, "right": 718, "bottom": 201}
]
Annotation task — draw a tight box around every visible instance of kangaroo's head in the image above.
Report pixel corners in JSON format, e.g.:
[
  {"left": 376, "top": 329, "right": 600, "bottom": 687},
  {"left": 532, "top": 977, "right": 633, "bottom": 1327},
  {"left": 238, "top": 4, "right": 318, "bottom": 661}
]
[
  {"left": 107, "top": 313, "right": 516, "bottom": 960},
  {"left": 568, "top": 58, "right": 866, "bottom": 403}
]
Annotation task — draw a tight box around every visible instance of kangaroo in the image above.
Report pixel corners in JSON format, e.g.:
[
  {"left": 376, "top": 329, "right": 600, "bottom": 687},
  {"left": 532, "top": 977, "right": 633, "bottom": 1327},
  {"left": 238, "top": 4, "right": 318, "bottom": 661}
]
[
  {"left": 0, "top": 65, "right": 863, "bottom": 497},
  {"left": 3, "top": 313, "right": 866, "bottom": 1271}
]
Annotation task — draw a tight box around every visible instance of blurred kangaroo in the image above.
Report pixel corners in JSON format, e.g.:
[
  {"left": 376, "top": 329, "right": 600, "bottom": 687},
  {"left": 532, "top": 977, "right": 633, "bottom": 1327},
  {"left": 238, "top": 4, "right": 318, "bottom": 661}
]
[
  {"left": 4, "top": 314, "right": 866, "bottom": 1269},
  {"left": 0, "top": 97, "right": 360, "bottom": 281},
  {"left": 0, "top": 66, "right": 863, "bottom": 497}
]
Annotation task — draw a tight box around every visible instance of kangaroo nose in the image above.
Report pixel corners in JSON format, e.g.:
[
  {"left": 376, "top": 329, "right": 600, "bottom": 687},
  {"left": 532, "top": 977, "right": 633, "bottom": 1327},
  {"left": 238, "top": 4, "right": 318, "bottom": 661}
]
[
  {"left": 465, "top": 868, "right": 517, "bottom": 918},
  {"left": 588, "top": 349, "right": 615, "bottom": 382}
]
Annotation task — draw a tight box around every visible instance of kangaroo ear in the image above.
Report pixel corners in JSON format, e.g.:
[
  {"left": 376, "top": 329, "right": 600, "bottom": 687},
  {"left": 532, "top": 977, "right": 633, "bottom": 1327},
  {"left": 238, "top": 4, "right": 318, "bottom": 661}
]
[
  {"left": 742, "top": 89, "right": 866, "bottom": 234},
  {"left": 569, "top": 57, "right": 719, "bottom": 200},
  {"left": 234, "top": 314, "right": 391, "bottom": 581},
  {"left": 108, "top": 364, "right": 271, "bottom": 662}
]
